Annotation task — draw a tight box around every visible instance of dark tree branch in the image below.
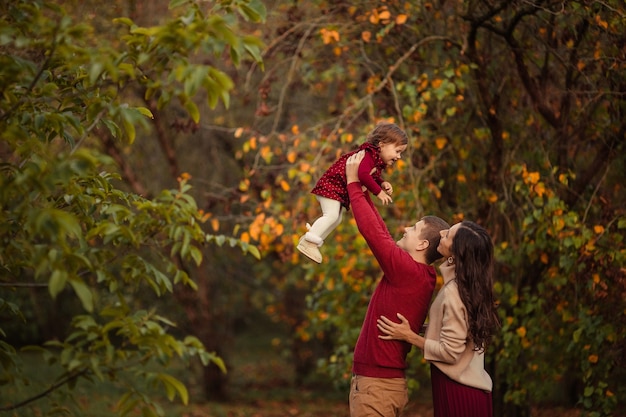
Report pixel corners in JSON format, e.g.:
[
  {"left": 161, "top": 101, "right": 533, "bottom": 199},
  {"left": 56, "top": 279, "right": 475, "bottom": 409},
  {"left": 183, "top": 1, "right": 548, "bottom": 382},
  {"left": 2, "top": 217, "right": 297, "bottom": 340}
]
[{"left": 0, "top": 368, "right": 89, "bottom": 412}]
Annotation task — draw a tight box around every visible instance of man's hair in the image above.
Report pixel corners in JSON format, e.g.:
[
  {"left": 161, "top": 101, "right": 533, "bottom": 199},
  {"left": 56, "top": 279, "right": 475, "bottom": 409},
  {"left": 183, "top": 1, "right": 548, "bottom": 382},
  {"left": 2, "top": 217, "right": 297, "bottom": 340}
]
[{"left": 420, "top": 215, "right": 450, "bottom": 264}]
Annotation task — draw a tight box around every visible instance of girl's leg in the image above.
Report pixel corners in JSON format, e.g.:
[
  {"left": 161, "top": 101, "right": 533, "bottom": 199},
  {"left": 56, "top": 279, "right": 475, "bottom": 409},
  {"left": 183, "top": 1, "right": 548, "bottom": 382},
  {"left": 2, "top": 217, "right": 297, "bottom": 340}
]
[{"left": 307, "top": 197, "right": 343, "bottom": 243}]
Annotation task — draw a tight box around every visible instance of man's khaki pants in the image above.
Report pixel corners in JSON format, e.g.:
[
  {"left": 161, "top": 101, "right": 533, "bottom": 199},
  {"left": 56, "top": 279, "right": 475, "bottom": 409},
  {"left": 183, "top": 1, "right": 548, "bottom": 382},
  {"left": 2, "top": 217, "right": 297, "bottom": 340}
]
[{"left": 349, "top": 374, "right": 408, "bottom": 417}]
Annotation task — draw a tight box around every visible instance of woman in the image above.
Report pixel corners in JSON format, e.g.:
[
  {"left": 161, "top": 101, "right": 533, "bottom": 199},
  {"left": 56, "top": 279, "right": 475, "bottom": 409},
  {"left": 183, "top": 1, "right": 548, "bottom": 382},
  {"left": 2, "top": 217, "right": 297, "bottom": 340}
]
[{"left": 377, "top": 221, "right": 500, "bottom": 417}]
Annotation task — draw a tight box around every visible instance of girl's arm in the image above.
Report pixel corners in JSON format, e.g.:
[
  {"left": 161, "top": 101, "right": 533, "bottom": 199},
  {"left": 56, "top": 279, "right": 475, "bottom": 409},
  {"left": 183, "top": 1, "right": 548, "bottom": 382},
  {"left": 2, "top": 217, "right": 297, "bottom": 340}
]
[{"left": 357, "top": 153, "right": 383, "bottom": 196}]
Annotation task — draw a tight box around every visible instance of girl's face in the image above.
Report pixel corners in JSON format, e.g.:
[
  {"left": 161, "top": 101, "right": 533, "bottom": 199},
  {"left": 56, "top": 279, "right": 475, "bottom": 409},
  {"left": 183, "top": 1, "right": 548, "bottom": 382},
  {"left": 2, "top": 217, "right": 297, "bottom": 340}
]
[
  {"left": 438, "top": 223, "right": 460, "bottom": 258},
  {"left": 379, "top": 142, "right": 407, "bottom": 166}
]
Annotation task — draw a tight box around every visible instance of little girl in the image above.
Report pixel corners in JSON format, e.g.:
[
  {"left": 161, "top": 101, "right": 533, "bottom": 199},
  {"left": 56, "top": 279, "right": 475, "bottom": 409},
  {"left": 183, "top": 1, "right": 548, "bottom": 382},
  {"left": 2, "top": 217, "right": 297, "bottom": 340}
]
[{"left": 297, "top": 121, "right": 408, "bottom": 263}]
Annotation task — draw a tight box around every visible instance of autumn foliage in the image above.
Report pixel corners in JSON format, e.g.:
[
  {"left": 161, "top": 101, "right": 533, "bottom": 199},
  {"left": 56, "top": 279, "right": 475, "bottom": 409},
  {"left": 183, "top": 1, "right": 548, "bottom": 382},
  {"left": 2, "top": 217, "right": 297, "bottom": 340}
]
[
  {"left": 1, "top": 0, "right": 625, "bottom": 416},
  {"left": 228, "top": 1, "right": 625, "bottom": 416}
]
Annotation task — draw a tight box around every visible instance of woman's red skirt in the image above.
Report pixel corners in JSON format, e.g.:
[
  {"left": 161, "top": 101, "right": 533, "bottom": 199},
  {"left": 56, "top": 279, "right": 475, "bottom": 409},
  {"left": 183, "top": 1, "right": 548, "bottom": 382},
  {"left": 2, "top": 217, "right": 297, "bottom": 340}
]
[{"left": 430, "top": 363, "right": 493, "bottom": 417}]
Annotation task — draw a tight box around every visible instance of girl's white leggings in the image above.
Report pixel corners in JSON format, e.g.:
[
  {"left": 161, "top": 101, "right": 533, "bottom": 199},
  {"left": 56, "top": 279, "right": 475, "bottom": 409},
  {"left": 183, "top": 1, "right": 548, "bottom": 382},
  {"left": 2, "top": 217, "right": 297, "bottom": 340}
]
[{"left": 307, "top": 196, "right": 345, "bottom": 243}]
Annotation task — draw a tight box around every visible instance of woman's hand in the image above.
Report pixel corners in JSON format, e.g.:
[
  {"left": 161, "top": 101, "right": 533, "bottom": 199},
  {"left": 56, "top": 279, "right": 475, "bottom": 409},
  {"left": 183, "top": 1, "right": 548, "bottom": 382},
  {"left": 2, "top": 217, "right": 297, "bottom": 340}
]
[{"left": 377, "top": 313, "right": 425, "bottom": 349}]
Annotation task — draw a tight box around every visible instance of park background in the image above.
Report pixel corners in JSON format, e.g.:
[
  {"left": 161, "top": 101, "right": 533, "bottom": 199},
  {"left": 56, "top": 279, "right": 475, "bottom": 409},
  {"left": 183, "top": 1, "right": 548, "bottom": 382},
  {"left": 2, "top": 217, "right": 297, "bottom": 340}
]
[{"left": 1, "top": 0, "right": 624, "bottom": 416}]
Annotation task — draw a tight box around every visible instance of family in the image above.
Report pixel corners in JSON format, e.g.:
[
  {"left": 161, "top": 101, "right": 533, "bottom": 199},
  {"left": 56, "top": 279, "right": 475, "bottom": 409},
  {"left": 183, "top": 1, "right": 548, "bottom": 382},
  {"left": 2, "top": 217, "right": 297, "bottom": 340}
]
[{"left": 297, "top": 122, "right": 501, "bottom": 417}]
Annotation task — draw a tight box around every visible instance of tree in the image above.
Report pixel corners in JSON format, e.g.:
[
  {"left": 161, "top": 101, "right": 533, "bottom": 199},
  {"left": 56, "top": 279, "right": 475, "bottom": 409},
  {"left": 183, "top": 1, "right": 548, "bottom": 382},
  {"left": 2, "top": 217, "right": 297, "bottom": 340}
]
[
  {"left": 0, "top": 0, "right": 263, "bottom": 414},
  {"left": 212, "top": 1, "right": 625, "bottom": 416}
]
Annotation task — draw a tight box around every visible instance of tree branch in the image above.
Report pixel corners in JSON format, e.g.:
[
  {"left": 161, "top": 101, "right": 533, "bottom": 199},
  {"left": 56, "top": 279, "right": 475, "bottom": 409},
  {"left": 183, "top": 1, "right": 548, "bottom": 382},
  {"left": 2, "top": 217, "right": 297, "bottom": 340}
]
[{"left": 0, "top": 368, "right": 89, "bottom": 412}]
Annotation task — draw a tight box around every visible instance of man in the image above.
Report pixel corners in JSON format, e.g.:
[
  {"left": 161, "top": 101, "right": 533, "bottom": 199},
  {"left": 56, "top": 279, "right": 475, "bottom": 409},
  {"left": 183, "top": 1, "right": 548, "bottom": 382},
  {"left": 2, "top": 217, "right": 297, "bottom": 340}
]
[{"left": 346, "top": 151, "right": 449, "bottom": 417}]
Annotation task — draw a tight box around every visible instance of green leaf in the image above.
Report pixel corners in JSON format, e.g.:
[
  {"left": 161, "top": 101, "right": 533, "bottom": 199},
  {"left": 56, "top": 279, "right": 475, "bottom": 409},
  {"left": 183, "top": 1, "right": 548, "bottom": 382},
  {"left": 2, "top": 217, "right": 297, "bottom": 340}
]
[
  {"left": 49, "top": 270, "right": 68, "bottom": 299},
  {"left": 168, "top": 0, "right": 191, "bottom": 9},
  {"left": 69, "top": 278, "right": 94, "bottom": 312},
  {"left": 245, "top": 244, "right": 261, "bottom": 260},
  {"left": 237, "top": 0, "right": 267, "bottom": 22},
  {"left": 158, "top": 373, "right": 189, "bottom": 404},
  {"left": 189, "top": 245, "right": 203, "bottom": 266},
  {"left": 122, "top": 116, "right": 136, "bottom": 144},
  {"left": 136, "top": 106, "right": 154, "bottom": 119},
  {"left": 183, "top": 99, "right": 200, "bottom": 124}
]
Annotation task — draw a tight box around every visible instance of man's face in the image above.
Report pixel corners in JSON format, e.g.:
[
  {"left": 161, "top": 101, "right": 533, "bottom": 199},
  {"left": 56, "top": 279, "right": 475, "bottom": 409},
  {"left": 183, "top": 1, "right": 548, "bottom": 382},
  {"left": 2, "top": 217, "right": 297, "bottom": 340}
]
[{"left": 397, "top": 219, "right": 427, "bottom": 252}]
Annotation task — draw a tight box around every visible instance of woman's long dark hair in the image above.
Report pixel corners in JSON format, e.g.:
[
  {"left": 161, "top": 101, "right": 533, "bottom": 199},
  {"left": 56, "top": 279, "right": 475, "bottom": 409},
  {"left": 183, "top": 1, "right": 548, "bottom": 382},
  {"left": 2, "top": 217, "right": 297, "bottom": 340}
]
[{"left": 452, "top": 221, "right": 500, "bottom": 352}]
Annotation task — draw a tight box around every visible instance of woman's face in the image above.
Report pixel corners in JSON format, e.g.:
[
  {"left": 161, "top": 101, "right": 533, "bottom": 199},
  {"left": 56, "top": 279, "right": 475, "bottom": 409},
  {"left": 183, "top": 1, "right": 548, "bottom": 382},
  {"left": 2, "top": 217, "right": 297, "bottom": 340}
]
[
  {"left": 438, "top": 223, "right": 460, "bottom": 258},
  {"left": 379, "top": 142, "right": 407, "bottom": 166}
]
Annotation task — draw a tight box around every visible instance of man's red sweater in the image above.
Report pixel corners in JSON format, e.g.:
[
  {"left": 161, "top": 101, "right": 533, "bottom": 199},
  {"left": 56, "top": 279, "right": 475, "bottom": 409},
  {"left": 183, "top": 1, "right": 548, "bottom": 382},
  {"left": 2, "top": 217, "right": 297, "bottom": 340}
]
[{"left": 348, "top": 182, "right": 437, "bottom": 378}]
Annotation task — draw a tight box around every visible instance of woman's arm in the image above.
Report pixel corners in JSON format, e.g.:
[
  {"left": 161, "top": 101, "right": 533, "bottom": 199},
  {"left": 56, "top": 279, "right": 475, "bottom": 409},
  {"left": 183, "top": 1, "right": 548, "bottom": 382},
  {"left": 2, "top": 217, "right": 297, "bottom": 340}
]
[{"left": 377, "top": 313, "right": 425, "bottom": 349}]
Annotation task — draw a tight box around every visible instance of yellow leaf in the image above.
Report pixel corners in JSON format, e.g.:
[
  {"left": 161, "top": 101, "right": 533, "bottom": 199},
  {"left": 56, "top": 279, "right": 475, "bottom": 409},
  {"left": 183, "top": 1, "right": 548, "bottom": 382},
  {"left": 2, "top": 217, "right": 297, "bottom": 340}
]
[
  {"left": 379, "top": 10, "right": 391, "bottom": 20},
  {"left": 431, "top": 78, "right": 443, "bottom": 89},
  {"left": 534, "top": 182, "right": 546, "bottom": 197},
  {"left": 435, "top": 136, "right": 447, "bottom": 150},
  {"left": 320, "top": 28, "right": 340, "bottom": 44},
  {"left": 241, "top": 232, "right": 250, "bottom": 243},
  {"left": 211, "top": 219, "right": 219, "bottom": 232},
  {"left": 301, "top": 173, "right": 312, "bottom": 185},
  {"left": 291, "top": 125, "right": 299, "bottom": 134},
  {"left": 362, "top": 31, "right": 372, "bottom": 42},
  {"left": 554, "top": 218, "right": 565, "bottom": 231},
  {"left": 516, "top": 326, "right": 527, "bottom": 338},
  {"left": 280, "top": 180, "right": 290, "bottom": 191},
  {"left": 234, "top": 127, "right": 244, "bottom": 138},
  {"left": 593, "top": 225, "right": 604, "bottom": 234},
  {"left": 396, "top": 14, "right": 407, "bottom": 25},
  {"left": 260, "top": 146, "right": 271, "bottom": 160},
  {"left": 525, "top": 171, "right": 540, "bottom": 185},
  {"left": 287, "top": 151, "right": 297, "bottom": 164}
]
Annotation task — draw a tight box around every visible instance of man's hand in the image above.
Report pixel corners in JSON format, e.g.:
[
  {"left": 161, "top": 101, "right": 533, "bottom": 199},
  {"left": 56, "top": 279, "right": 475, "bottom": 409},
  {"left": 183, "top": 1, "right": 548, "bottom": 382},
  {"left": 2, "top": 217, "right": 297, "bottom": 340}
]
[{"left": 346, "top": 150, "right": 366, "bottom": 184}]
